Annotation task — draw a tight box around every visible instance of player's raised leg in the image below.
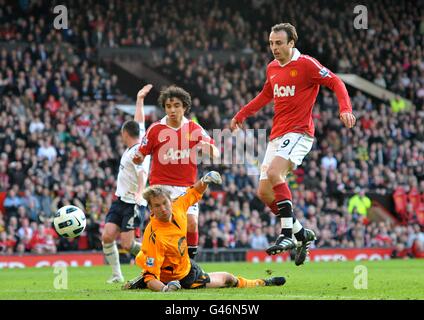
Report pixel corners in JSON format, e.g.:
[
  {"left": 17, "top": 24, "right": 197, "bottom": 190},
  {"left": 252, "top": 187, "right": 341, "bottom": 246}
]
[
  {"left": 257, "top": 178, "right": 315, "bottom": 264},
  {"left": 264, "top": 155, "right": 297, "bottom": 254},
  {"left": 102, "top": 222, "right": 124, "bottom": 283},
  {"left": 258, "top": 179, "right": 306, "bottom": 237}
]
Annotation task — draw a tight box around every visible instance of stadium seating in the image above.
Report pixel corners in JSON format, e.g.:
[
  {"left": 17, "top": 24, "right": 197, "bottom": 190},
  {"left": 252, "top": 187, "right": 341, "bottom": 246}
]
[{"left": 0, "top": 0, "right": 423, "bottom": 256}]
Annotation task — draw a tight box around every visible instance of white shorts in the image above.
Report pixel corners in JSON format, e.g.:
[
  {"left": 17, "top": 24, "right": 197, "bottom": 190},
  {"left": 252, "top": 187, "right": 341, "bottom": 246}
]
[
  {"left": 260, "top": 132, "right": 314, "bottom": 180},
  {"left": 159, "top": 185, "right": 199, "bottom": 217}
]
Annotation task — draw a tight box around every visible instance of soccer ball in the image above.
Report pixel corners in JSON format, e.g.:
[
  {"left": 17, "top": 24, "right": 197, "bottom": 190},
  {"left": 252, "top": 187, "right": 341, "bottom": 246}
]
[{"left": 53, "top": 205, "right": 86, "bottom": 238}]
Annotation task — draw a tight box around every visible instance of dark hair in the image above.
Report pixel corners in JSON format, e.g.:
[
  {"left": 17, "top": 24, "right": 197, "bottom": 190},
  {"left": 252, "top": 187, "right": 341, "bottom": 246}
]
[
  {"left": 122, "top": 120, "right": 140, "bottom": 138},
  {"left": 271, "top": 23, "right": 298, "bottom": 45},
  {"left": 158, "top": 85, "right": 192, "bottom": 114}
]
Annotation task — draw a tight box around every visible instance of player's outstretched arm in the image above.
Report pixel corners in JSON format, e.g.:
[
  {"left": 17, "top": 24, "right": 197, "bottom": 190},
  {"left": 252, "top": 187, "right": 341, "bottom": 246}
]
[
  {"left": 230, "top": 79, "right": 273, "bottom": 132},
  {"left": 192, "top": 171, "right": 222, "bottom": 194},
  {"left": 134, "top": 84, "right": 153, "bottom": 124},
  {"left": 304, "top": 57, "right": 356, "bottom": 129}
]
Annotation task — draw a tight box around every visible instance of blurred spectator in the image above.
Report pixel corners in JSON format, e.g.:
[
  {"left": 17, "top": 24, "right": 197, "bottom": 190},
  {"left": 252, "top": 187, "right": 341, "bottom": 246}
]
[
  {"left": 249, "top": 228, "right": 269, "bottom": 250},
  {"left": 348, "top": 188, "right": 372, "bottom": 218},
  {"left": 390, "top": 95, "right": 407, "bottom": 113},
  {"left": 3, "top": 189, "right": 25, "bottom": 219},
  {"left": 235, "top": 231, "right": 252, "bottom": 249},
  {"left": 29, "top": 224, "right": 57, "bottom": 254},
  {"left": 204, "top": 222, "right": 225, "bottom": 250}
]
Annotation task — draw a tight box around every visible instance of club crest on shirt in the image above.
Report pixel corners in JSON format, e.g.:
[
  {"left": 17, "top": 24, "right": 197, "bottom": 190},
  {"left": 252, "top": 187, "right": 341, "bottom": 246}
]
[
  {"left": 178, "top": 237, "right": 187, "bottom": 257},
  {"left": 290, "top": 69, "right": 298, "bottom": 77}
]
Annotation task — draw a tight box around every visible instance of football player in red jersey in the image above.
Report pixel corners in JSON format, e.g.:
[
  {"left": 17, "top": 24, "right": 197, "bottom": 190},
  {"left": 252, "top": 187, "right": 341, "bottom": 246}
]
[
  {"left": 231, "top": 23, "right": 356, "bottom": 265},
  {"left": 133, "top": 85, "right": 219, "bottom": 259}
]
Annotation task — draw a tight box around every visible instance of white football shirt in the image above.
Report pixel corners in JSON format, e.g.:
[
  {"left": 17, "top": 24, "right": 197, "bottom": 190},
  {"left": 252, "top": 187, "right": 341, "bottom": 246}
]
[{"left": 115, "top": 123, "right": 151, "bottom": 205}]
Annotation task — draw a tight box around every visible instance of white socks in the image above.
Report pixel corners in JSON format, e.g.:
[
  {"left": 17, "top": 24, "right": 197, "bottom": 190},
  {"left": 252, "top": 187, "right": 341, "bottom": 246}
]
[
  {"left": 293, "top": 219, "right": 303, "bottom": 234},
  {"left": 103, "top": 241, "right": 122, "bottom": 277}
]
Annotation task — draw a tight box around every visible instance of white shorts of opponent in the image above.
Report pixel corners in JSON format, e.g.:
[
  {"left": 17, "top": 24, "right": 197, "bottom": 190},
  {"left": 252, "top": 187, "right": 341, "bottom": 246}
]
[
  {"left": 159, "top": 185, "right": 199, "bottom": 217},
  {"left": 260, "top": 132, "right": 314, "bottom": 181}
]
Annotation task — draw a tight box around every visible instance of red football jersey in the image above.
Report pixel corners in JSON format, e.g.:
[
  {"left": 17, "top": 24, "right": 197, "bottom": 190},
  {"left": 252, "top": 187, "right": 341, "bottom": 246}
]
[
  {"left": 234, "top": 48, "right": 352, "bottom": 140},
  {"left": 139, "top": 116, "right": 214, "bottom": 186}
]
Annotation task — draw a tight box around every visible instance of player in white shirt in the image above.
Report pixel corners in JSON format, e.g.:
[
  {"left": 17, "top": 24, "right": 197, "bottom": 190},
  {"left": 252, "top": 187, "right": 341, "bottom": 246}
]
[{"left": 101, "top": 84, "right": 152, "bottom": 284}]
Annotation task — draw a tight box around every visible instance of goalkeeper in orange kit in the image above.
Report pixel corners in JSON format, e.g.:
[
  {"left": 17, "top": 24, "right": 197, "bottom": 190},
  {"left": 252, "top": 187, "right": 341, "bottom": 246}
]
[{"left": 123, "top": 171, "right": 286, "bottom": 292}]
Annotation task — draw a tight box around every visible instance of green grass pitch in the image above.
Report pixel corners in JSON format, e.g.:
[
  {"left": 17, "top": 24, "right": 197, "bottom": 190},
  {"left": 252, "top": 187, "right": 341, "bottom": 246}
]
[{"left": 1, "top": 260, "right": 423, "bottom": 300}]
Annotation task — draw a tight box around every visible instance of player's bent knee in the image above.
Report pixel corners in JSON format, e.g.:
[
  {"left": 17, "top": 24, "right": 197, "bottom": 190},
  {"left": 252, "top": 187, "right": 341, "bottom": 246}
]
[
  {"left": 101, "top": 233, "right": 115, "bottom": 244},
  {"left": 267, "top": 168, "right": 290, "bottom": 186},
  {"left": 256, "top": 188, "right": 272, "bottom": 204},
  {"left": 102, "top": 234, "right": 115, "bottom": 243}
]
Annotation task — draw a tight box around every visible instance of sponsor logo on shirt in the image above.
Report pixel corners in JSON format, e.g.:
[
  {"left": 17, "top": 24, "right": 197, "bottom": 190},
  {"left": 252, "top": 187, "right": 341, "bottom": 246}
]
[
  {"left": 146, "top": 257, "right": 155, "bottom": 267},
  {"left": 164, "top": 148, "right": 190, "bottom": 161},
  {"left": 273, "top": 84, "right": 296, "bottom": 97}
]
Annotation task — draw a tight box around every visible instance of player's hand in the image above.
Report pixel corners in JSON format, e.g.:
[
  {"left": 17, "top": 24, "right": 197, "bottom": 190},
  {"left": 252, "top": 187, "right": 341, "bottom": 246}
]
[
  {"left": 132, "top": 150, "right": 144, "bottom": 165},
  {"left": 230, "top": 118, "right": 244, "bottom": 132},
  {"left": 134, "top": 192, "right": 144, "bottom": 206},
  {"left": 340, "top": 112, "right": 356, "bottom": 128},
  {"left": 137, "top": 84, "right": 153, "bottom": 101},
  {"left": 162, "top": 280, "right": 181, "bottom": 292},
  {"left": 201, "top": 171, "right": 222, "bottom": 185}
]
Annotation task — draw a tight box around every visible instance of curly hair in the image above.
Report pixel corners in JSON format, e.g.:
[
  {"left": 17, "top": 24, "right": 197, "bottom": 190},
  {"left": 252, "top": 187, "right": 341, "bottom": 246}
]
[{"left": 157, "top": 85, "right": 192, "bottom": 115}]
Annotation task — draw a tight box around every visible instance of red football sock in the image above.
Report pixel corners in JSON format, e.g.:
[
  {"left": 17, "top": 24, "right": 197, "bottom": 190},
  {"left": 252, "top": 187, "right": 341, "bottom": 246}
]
[
  {"left": 269, "top": 200, "right": 279, "bottom": 215},
  {"left": 187, "top": 232, "right": 198, "bottom": 247}
]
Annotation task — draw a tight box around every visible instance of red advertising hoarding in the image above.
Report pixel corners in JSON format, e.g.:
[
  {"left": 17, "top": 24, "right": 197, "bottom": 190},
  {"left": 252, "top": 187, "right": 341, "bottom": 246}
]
[
  {"left": 246, "top": 248, "right": 394, "bottom": 262},
  {"left": 0, "top": 252, "right": 105, "bottom": 269}
]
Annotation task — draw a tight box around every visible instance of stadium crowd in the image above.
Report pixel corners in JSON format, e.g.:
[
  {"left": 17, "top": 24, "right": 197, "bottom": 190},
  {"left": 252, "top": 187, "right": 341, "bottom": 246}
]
[{"left": 1, "top": 0, "right": 424, "bottom": 258}]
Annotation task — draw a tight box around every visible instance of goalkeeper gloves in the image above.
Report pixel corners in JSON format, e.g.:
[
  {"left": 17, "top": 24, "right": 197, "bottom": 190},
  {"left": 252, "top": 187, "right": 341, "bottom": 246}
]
[
  {"left": 201, "top": 171, "right": 222, "bottom": 185},
  {"left": 162, "top": 280, "right": 181, "bottom": 292}
]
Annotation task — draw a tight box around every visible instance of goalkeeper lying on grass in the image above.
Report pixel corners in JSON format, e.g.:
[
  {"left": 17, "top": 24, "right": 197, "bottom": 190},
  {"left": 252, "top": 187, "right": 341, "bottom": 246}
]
[{"left": 123, "top": 171, "right": 286, "bottom": 292}]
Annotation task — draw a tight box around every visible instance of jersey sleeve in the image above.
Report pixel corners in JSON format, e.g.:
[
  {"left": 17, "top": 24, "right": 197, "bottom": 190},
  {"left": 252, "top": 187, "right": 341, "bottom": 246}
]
[
  {"left": 135, "top": 227, "right": 165, "bottom": 283},
  {"left": 304, "top": 56, "right": 352, "bottom": 114},
  {"left": 172, "top": 187, "right": 203, "bottom": 216},
  {"left": 138, "top": 124, "right": 156, "bottom": 156},
  {"left": 233, "top": 68, "right": 273, "bottom": 122}
]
